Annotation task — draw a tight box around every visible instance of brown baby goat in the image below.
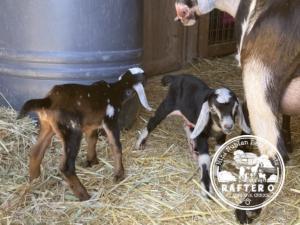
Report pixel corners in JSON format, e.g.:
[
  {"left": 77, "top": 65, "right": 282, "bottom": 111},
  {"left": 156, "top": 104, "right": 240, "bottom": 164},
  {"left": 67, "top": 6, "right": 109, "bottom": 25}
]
[{"left": 17, "top": 67, "right": 152, "bottom": 201}]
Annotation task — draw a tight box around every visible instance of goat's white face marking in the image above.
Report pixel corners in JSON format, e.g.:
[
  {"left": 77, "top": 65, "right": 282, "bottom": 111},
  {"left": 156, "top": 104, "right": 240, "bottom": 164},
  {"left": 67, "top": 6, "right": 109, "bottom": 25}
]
[
  {"left": 129, "top": 67, "right": 144, "bottom": 75},
  {"left": 215, "top": 88, "right": 232, "bottom": 104},
  {"left": 221, "top": 116, "right": 234, "bottom": 134},
  {"left": 243, "top": 58, "right": 278, "bottom": 157},
  {"left": 106, "top": 104, "right": 115, "bottom": 118},
  {"left": 119, "top": 67, "right": 144, "bottom": 80},
  {"left": 107, "top": 98, "right": 110, "bottom": 103}
]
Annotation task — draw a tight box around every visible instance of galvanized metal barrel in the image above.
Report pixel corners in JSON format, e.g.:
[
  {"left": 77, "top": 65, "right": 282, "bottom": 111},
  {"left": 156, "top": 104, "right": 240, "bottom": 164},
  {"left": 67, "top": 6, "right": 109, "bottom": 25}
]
[{"left": 0, "top": 0, "right": 143, "bottom": 128}]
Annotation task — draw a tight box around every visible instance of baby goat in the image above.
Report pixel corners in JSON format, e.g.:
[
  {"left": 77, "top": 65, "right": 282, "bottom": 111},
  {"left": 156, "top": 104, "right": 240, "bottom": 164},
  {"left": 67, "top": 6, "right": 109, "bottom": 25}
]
[
  {"left": 17, "top": 67, "right": 152, "bottom": 201},
  {"left": 136, "top": 74, "right": 250, "bottom": 194}
]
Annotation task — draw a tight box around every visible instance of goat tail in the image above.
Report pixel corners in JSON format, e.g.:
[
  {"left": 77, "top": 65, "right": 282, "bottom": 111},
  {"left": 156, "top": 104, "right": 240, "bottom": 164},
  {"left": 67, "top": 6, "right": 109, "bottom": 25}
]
[
  {"left": 161, "top": 75, "right": 176, "bottom": 87},
  {"left": 17, "top": 98, "right": 51, "bottom": 119}
]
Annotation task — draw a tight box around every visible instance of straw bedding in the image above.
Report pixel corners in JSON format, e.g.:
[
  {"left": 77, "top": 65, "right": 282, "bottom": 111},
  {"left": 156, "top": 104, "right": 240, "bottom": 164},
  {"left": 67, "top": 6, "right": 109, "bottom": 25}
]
[{"left": 0, "top": 56, "right": 299, "bottom": 225}]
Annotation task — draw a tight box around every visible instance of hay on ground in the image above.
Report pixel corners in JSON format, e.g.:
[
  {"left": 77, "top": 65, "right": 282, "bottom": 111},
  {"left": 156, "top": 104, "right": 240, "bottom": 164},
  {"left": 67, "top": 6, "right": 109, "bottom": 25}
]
[{"left": 0, "top": 56, "right": 299, "bottom": 225}]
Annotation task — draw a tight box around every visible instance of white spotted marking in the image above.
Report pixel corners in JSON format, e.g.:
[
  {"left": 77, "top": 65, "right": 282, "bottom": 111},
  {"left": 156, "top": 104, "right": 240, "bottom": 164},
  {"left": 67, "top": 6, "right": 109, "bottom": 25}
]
[
  {"left": 70, "top": 120, "right": 79, "bottom": 129},
  {"left": 77, "top": 101, "right": 81, "bottom": 106},
  {"left": 106, "top": 104, "right": 115, "bottom": 118},
  {"left": 198, "top": 154, "right": 211, "bottom": 169},
  {"left": 215, "top": 88, "right": 231, "bottom": 104},
  {"left": 87, "top": 93, "right": 91, "bottom": 98},
  {"left": 79, "top": 95, "right": 83, "bottom": 99},
  {"left": 129, "top": 67, "right": 144, "bottom": 75}
]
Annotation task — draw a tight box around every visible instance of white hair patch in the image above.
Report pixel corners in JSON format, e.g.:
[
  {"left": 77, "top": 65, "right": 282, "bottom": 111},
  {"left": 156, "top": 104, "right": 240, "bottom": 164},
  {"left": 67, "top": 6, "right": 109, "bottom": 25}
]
[
  {"left": 106, "top": 104, "right": 115, "bottom": 118},
  {"left": 198, "top": 154, "right": 211, "bottom": 168},
  {"left": 135, "top": 128, "right": 149, "bottom": 149},
  {"left": 237, "top": 0, "right": 258, "bottom": 66},
  {"left": 129, "top": 67, "right": 144, "bottom": 75},
  {"left": 215, "top": 88, "right": 232, "bottom": 103}
]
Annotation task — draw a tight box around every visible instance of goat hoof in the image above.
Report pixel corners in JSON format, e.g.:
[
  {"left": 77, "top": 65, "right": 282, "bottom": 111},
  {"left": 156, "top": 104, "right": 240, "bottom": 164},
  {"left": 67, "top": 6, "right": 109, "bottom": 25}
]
[
  {"left": 135, "top": 139, "right": 147, "bottom": 150},
  {"left": 113, "top": 172, "right": 125, "bottom": 183},
  {"left": 29, "top": 170, "right": 41, "bottom": 182},
  {"left": 72, "top": 187, "right": 91, "bottom": 201},
  {"left": 78, "top": 192, "right": 91, "bottom": 201},
  {"left": 84, "top": 159, "right": 99, "bottom": 167},
  {"left": 235, "top": 209, "right": 253, "bottom": 224},
  {"left": 235, "top": 208, "right": 261, "bottom": 224}
]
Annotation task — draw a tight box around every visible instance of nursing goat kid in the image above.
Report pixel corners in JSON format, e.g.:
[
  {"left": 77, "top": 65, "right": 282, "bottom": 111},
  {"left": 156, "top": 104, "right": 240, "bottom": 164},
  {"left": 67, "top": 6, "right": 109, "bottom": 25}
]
[
  {"left": 174, "top": 0, "right": 299, "bottom": 223},
  {"left": 136, "top": 75, "right": 250, "bottom": 195},
  {"left": 17, "top": 67, "right": 152, "bottom": 201}
]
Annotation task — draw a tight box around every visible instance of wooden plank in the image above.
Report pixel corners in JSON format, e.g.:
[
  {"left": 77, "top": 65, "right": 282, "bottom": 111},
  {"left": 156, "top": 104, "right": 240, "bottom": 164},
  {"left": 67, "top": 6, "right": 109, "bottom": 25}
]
[
  {"left": 198, "top": 15, "right": 210, "bottom": 58},
  {"left": 142, "top": 0, "right": 184, "bottom": 76},
  {"left": 207, "top": 41, "right": 236, "bottom": 57},
  {"left": 183, "top": 25, "right": 199, "bottom": 63}
]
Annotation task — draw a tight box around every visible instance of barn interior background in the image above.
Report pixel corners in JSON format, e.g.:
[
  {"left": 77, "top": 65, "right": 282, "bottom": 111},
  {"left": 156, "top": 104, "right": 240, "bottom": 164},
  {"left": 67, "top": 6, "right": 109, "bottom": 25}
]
[
  {"left": 0, "top": 0, "right": 299, "bottom": 225},
  {"left": 143, "top": 0, "right": 235, "bottom": 75}
]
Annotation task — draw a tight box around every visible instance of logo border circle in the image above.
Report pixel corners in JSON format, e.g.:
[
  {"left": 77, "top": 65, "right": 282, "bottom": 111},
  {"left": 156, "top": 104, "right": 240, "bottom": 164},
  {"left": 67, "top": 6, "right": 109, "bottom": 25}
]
[{"left": 210, "top": 135, "right": 285, "bottom": 210}]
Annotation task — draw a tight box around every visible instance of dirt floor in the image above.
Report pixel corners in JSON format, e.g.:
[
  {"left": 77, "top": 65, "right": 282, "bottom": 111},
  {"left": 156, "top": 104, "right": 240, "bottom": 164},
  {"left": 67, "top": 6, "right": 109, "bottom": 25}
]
[{"left": 0, "top": 56, "right": 299, "bottom": 225}]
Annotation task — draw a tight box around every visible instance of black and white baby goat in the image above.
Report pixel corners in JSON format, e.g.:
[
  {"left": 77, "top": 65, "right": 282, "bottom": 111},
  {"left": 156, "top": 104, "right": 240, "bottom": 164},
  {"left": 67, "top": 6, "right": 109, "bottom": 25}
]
[
  {"left": 17, "top": 67, "right": 152, "bottom": 201},
  {"left": 136, "top": 74, "right": 250, "bottom": 194}
]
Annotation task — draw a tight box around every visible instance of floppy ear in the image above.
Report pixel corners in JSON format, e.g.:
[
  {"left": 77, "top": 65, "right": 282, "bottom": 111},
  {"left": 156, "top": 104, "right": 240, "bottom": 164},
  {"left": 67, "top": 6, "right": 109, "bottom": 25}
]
[
  {"left": 237, "top": 99, "right": 251, "bottom": 134},
  {"left": 190, "top": 101, "right": 210, "bottom": 139}
]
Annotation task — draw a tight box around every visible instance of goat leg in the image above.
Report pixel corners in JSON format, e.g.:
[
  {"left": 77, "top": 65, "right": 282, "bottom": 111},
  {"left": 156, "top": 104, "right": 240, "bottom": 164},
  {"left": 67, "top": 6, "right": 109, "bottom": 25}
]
[
  {"left": 29, "top": 121, "right": 54, "bottom": 181},
  {"left": 103, "top": 120, "right": 124, "bottom": 182}
]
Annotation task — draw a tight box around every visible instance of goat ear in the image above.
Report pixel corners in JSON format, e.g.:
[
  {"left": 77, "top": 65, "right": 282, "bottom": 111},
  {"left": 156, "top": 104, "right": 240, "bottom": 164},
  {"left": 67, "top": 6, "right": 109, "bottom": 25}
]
[
  {"left": 237, "top": 99, "right": 251, "bottom": 134},
  {"left": 190, "top": 101, "right": 210, "bottom": 139}
]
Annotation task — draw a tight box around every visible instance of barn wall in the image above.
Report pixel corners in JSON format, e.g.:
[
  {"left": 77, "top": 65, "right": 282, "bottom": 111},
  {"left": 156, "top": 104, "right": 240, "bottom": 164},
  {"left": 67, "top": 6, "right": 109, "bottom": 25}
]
[{"left": 143, "top": 1, "right": 236, "bottom": 76}]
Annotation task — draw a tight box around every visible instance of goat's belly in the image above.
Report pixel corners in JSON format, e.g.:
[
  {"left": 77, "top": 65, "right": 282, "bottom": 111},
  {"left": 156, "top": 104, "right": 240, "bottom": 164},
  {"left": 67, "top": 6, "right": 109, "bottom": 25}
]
[
  {"left": 168, "top": 110, "right": 195, "bottom": 128},
  {"left": 281, "top": 76, "right": 300, "bottom": 115}
]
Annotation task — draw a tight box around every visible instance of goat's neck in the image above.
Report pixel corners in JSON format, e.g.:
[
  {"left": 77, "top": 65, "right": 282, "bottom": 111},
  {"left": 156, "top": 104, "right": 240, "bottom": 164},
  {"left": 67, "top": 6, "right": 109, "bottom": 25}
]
[{"left": 213, "top": 0, "right": 240, "bottom": 17}]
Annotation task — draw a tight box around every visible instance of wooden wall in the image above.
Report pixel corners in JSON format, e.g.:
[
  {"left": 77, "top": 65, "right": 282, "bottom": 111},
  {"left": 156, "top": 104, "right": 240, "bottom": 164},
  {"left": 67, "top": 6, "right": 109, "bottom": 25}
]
[
  {"left": 142, "top": 1, "right": 236, "bottom": 76},
  {"left": 143, "top": 0, "right": 200, "bottom": 75}
]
